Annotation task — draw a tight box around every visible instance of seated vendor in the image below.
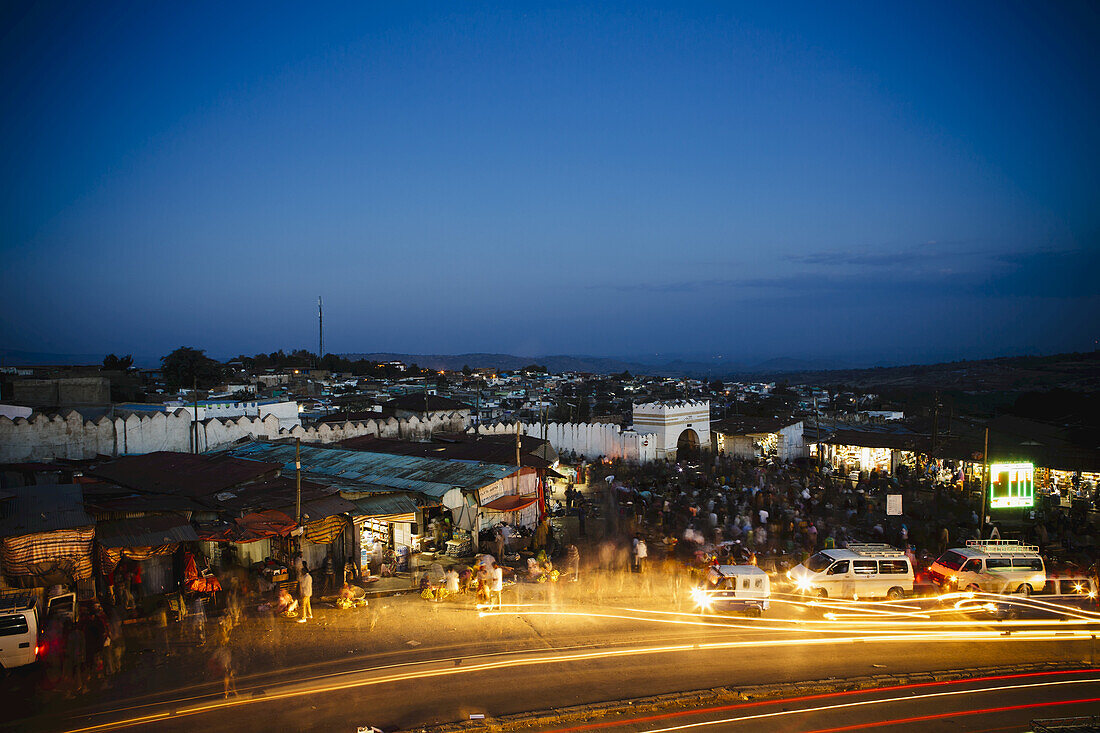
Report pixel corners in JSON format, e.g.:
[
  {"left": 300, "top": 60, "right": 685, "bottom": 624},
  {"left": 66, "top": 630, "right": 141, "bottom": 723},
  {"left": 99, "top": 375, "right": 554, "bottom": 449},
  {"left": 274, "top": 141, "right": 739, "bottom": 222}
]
[{"left": 275, "top": 587, "right": 299, "bottom": 617}]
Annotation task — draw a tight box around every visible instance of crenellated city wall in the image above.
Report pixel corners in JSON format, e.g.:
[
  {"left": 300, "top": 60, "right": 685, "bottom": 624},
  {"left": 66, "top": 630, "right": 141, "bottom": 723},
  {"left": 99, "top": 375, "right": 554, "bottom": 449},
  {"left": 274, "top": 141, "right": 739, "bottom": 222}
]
[
  {"left": 0, "top": 408, "right": 661, "bottom": 463},
  {"left": 0, "top": 409, "right": 469, "bottom": 462}
]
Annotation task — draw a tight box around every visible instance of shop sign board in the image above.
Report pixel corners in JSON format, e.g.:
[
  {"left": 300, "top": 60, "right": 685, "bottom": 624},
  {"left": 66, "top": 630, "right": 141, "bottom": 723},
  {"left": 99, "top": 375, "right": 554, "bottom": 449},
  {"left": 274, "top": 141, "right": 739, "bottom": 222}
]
[
  {"left": 989, "top": 462, "right": 1034, "bottom": 508},
  {"left": 886, "top": 494, "right": 902, "bottom": 516}
]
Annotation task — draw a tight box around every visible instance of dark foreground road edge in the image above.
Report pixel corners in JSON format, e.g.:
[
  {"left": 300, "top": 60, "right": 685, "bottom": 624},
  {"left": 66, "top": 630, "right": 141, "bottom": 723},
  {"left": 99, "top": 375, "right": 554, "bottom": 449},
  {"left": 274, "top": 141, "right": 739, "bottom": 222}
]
[{"left": 403, "top": 661, "right": 1094, "bottom": 733}]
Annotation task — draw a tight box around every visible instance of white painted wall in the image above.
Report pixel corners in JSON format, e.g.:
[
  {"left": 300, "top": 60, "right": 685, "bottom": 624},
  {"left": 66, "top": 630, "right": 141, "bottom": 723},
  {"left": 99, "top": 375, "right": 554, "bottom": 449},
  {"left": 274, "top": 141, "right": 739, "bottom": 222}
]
[
  {"left": 0, "top": 408, "right": 472, "bottom": 462},
  {"left": 478, "top": 422, "right": 659, "bottom": 463}
]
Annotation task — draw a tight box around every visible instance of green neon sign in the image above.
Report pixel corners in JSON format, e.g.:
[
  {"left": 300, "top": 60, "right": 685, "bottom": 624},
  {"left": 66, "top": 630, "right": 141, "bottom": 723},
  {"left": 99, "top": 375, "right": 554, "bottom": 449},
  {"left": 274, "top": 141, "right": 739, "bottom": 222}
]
[{"left": 989, "top": 462, "right": 1034, "bottom": 508}]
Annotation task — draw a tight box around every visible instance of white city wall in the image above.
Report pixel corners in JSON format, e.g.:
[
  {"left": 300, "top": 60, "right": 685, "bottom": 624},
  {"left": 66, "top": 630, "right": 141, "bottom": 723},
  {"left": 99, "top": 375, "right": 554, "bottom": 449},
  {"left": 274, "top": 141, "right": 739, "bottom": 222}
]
[
  {"left": 0, "top": 409, "right": 469, "bottom": 462},
  {"left": 478, "top": 422, "right": 659, "bottom": 463},
  {"left": 0, "top": 411, "right": 672, "bottom": 464}
]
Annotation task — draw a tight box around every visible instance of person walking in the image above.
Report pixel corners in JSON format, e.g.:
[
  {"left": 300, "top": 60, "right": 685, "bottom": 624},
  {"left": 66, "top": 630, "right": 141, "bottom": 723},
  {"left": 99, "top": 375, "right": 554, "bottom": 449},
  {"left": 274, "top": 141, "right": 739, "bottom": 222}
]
[
  {"left": 632, "top": 534, "right": 648, "bottom": 574},
  {"left": 489, "top": 561, "right": 504, "bottom": 611},
  {"left": 297, "top": 562, "right": 314, "bottom": 622},
  {"left": 322, "top": 552, "right": 336, "bottom": 594},
  {"left": 565, "top": 544, "right": 580, "bottom": 581}
]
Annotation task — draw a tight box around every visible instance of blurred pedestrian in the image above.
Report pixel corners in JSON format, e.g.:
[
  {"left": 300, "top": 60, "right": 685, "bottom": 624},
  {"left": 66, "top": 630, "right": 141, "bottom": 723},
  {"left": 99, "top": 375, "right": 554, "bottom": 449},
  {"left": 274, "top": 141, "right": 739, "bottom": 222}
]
[
  {"left": 323, "top": 552, "right": 336, "bottom": 593},
  {"left": 297, "top": 562, "right": 314, "bottom": 622},
  {"left": 489, "top": 561, "right": 504, "bottom": 610},
  {"left": 210, "top": 645, "right": 238, "bottom": 699},
  {"left": 63, "top": 620, "right": 86, "bottom": 697},
  {"left": 565, "top": 544, "right": 580, "bottom": 581}
]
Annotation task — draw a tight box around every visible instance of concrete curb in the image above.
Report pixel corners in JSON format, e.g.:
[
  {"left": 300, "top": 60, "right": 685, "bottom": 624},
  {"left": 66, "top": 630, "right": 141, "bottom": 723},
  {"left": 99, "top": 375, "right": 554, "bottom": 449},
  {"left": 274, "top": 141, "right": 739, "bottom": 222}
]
[{"left": 403, "top": 660, "right": 1084, "bottom": 733}]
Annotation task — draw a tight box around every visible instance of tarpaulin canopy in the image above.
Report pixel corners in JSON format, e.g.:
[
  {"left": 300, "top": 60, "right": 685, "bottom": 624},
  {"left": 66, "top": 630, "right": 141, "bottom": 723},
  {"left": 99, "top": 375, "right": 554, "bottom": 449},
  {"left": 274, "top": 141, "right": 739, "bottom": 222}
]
[
  {"left": 99, "top": 544, "right": 176, "bottom": 574},
  {"left": 1, "top": 527, "right": 95, "bottom": 585},
  {"left": 304, "top": 514, "right": 347, "bottom": 544},
  {"left": 237, "top": 510, "right": 296, "bottom": 539},
  {"left": 194, "top": 510, "right": 296, "bottom": 543},
  {"left": 482, "top": 494, "right": 538, "bottom": 512}
]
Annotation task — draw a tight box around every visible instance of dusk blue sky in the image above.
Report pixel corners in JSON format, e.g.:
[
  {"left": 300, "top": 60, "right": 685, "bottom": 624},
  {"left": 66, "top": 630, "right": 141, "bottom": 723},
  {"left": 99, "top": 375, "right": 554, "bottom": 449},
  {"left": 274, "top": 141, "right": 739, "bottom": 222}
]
[{"left": 2, "top": 2, "right": 1098, "bottom": 367}]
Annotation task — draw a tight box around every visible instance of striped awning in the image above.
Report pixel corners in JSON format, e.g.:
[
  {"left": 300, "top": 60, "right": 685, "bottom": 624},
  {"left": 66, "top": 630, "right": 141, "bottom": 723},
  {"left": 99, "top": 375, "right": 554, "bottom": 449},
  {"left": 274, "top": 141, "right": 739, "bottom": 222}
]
[
  {"left": 1, "top": 527, "right": 95, "bottom": 582},
  {"left": 304, "top": 514, "right": 347, "bottom": 544}
]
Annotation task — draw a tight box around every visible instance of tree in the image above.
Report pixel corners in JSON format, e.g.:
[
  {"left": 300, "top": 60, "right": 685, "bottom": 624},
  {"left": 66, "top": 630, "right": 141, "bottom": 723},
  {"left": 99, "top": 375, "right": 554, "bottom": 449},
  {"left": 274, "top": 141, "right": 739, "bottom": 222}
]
[
  {"left": 462, "top": 364, "right": 472, "bottom": 377},
  {"left": 161, "top": 347, "right": 224, "bottom": 390},
  {"left": 709, "top": 379, "right": 724, "bottom": 393},
  {"left": 102, "top": 354, "right": 134, "bottom": 372}
]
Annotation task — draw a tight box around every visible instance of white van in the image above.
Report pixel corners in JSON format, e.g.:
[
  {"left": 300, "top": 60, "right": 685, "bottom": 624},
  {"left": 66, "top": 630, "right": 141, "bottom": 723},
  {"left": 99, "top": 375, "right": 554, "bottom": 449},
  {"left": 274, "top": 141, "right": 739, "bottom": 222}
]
[
  {"left": 788, "top": 543, "right": 914, "bottom": 600},
  {"left": 0, "top": 590, "right": 40, "bottom": 671},
  {"left": 692, "top": 565, "right": 770, "bottom": 616},
  {"left": 928, "top": 540, "right": 1046, "bottom": 595}
]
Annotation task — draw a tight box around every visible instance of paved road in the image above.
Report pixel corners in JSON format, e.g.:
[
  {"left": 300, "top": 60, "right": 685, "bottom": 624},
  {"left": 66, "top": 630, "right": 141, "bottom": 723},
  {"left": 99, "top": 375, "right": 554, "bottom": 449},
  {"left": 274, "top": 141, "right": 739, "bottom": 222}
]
[
  {"left": 8, "top": 592, "right": 1100, "bottom": 733},
  {"left": 536, "top": 669, "right": 1100, "bottom": 733},
  {"left": 48, "top": 629, "right": 1100, "bottom": 732}
]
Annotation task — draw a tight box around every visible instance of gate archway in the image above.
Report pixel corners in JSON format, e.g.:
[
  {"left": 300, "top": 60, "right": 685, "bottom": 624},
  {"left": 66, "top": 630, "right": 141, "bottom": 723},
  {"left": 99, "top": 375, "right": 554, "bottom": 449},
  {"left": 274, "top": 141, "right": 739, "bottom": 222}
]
[{"left": 676, "top": 428, "right": 700, "bottom": 458}]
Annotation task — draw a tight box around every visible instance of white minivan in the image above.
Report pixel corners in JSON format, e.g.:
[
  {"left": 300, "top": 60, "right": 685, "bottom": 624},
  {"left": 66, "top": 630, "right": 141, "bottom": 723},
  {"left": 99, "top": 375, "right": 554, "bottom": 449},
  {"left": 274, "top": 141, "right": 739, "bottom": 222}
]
[
  {"left": 788, "top": 543, "right": 914, "bottom": 600},
  {"left": 928, "top": 540, "right": 1046, "bottom": 595},
  {"left": 0, "top": 590, "right": 40, "bottom": 671}
]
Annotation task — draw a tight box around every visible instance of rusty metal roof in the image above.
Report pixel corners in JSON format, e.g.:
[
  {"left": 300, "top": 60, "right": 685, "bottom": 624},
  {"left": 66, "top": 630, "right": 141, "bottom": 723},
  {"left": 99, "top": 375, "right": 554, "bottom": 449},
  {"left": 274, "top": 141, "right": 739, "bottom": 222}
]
[
  {"left": 95, "top": 514, "right": 198, "bottom": 548},
  {"left": 337, "top": 435, "right": 556, "bottom": 470},
  {"left": 88, "top": 452, "right": 282, "bottom": 497},
  {"left": 0, "top": 484, "right": 93, "bottom": 538},
  {"left": 226, "top": 441, "right": 511, "bottom": 499}
]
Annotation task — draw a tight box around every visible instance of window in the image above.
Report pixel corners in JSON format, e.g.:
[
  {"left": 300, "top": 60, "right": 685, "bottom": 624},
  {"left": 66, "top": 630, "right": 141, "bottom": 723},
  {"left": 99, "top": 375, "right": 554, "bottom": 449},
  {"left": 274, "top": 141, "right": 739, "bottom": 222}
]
[
  {"left": 827, "top": 561, "right": 849, "bottom": 575},
  {"left": 880, "top": 560, "right": 909, "bottom": 574},
  {"left": 937, "top": 551, "right": 967, "bottom": 571},
  {"left": 741, "top": 578, "right": 750, "bottom": 589},
  {"left": 986, "top": 558, "right": 1012, "bottom": 571},
  {"left": 1012, "top": 557, "right": 1043, "bottom": 571},
  {"left": 962, "top": 559, "right": 983, "bottom": 573},
  {"left": 0, "top": 614, "right": 29, "bottom": 637},
  {"left": 754, "top": 578, "right": 764, "bottom": 589},
  {"left": 806, "top": 553, "right": 833, "bottom": 572},
  {"left": 853, "top": 560, "right": 877, "bottom": 575}
]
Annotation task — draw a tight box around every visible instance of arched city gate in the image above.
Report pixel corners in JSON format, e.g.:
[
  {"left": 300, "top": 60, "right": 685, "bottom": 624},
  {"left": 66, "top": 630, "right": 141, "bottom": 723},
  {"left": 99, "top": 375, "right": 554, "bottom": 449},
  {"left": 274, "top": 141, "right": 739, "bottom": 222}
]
[{"left": 676, "top": 428, "right": 700, "bottom": 458}]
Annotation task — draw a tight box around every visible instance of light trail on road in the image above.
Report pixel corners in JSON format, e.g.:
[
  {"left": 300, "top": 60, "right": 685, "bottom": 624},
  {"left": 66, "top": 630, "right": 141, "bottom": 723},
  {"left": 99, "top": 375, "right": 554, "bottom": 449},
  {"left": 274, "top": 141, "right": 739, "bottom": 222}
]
[
  {"left": 63, "top": 629, "right": 1099, "bottom": 732},
  {"left": 543, "top": 669, "right": 1100, "bottom": 733},
  {"left": 627, "top": 677, "right": 1100, "bottom": 733}
]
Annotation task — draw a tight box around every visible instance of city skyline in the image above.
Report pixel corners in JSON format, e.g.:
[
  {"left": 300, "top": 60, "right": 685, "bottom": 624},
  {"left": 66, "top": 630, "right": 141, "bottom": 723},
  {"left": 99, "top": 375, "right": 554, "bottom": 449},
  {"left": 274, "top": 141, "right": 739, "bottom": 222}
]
[{"left": 2, "top": 2, "right": 1098, "bottom": 364}]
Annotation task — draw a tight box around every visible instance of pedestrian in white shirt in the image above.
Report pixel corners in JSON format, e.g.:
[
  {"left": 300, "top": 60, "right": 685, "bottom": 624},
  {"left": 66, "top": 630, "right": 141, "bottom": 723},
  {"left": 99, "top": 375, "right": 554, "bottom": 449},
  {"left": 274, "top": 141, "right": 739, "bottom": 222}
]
[{"left": 489, "top": 562, "right": 504, "bottom": 611}]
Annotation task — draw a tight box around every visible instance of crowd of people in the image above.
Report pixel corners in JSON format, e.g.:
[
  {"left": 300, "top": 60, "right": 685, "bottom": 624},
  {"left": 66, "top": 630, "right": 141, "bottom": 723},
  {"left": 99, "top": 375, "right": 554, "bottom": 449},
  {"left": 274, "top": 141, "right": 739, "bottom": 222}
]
[{"left": 578, "top": 452, "right": 1099, "bottom": 580}]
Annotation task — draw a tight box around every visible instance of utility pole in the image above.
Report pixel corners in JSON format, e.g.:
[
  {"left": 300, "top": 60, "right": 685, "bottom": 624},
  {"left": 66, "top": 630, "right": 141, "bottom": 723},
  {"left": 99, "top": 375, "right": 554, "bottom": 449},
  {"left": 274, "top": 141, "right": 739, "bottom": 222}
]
[
  {"left": 192, "top": 377, "right": 199, "bottom": 454},
  {"left": 318, "top": 296, "right": 324, "bottom": 363},
  {"left": 980, "top": 426, "right": 989, "bottom": 538},
  {"left": 515, "top": 419, "right": 522, "bottom": 494},
  {"left": 295, "top": 437, "right": 302, "bottom": 527}
]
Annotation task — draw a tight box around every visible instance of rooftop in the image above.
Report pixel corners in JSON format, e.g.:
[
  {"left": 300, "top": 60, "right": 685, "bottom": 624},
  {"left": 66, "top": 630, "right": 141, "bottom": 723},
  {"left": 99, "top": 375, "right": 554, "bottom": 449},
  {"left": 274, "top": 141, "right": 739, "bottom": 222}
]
[{"left": 224, "top": 441, "right": 514, "bottom": 499}]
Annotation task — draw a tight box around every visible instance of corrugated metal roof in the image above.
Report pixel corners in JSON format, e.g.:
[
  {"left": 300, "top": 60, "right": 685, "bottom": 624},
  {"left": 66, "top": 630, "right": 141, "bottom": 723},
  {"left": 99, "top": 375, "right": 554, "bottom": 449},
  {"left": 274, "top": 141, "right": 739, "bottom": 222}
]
[
  {"left": 0, "top": 484, "right": 93, "bottom": 538},
  {"left": 89, "top": 452, "right": 281, "bottom": 497},
  {"left": 300, "top": 494, "right": 358, "bottom": 521},
  {"left": 227, "top": 442, "right": 511, "bottom": 499},
  {"left": 350, "top": 493, "right": 419, "bottom": 517},
  {"left": 95, "top": 514, "right": 198, "bottom": 548}
]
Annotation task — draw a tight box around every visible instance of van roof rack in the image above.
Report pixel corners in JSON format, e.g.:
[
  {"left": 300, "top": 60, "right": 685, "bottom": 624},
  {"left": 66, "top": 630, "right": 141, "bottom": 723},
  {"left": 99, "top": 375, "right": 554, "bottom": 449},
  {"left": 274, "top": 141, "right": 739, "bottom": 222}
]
[
  {"left": 0, "top": 589, "right": 36, "bottom": 614},
  {"left": 965, "top": 539, "right": 1040, "bottom": 554},
  {"left": 844, "top": 543, "right": 907, "bottom": 557}
]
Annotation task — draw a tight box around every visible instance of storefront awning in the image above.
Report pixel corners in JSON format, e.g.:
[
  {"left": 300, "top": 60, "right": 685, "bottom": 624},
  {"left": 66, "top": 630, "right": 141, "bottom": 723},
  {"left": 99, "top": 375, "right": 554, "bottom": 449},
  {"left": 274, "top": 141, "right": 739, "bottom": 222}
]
[{"left": 482, "top": 494, "right": 538, "bottom": 512}]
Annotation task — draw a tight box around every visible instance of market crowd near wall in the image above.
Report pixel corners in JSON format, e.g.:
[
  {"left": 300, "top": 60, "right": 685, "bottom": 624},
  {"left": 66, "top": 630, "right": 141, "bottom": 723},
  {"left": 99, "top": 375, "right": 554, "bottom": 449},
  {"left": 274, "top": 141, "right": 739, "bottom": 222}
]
[{"left": 0, "top": 410, "right": 658, "bottom": 463}]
